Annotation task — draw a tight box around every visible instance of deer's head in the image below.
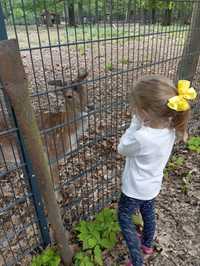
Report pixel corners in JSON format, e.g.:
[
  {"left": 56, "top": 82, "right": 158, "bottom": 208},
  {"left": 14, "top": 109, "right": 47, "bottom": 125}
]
[{"left": 48, "top": 69, "right": 88, "bottom": 114}]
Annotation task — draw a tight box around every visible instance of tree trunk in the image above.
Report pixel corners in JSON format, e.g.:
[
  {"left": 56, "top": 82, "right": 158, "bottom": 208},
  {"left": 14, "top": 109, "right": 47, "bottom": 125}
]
[
  {"left": 54, "top": 14, "right": 61, "bottom": 25},
  {"left": 78, "top": 1, "right": 83, "bottom": 24},
  {"left": 0, "top": 39, "right": 73, "bottom": 266},
  {"left": 1, "top": 1, "right": 9, "bottom": 19},
  {"left": 151, "top": 8, "right": 156, "bottom": 24},
  {"left": 95, "top": 0, "right": 98, "bottom": 23},
  {"left": 177, "top": 2, "right": 200, "bottom": 81},
  {"left": 143, "top": 9, "right": 148, "bottom": 24},
  {"left": 126, "top": 0, "right": 132, "bottom": 22},
  {"left": 45, "top": 11, "right": 53, "bottom": 27},
  {"left": 109, "top": 0, "right": 112, "bottom": 26},
  {"left": 68, "top": 2, "right": 76, "bottom": 26},
  {"left": 162, "top": 8, "right": 172, "bottom": 26}
]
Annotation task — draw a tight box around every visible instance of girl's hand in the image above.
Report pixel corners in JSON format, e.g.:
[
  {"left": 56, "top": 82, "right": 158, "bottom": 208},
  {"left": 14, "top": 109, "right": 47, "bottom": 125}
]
[
  {"left": 176, "top": 131, "right": 188, "bottom": 143},
  {"left": 183, "top": 132, "right": 188, "bottom": 143}
]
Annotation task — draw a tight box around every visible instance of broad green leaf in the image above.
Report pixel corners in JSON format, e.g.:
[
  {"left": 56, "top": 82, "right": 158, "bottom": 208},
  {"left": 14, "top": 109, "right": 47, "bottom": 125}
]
[
  {"left": 50, "top": 256, "right": 61, "bottom": 266},
  {"left": 75, "top": 251, "right": 85, "bottom": 260},
  {"left": 100, "top": 238, "right": 114, "bottom": 249},
  {"left": 94, "top": 245, "right": 103, "bottom": 266},
  {"left": 87, "top": 238, "right": 97, "bottom": 248},
  {"left": 187, "top": 136, "right": 200, "bottom": 153},
  {"left": 30, "top": 261, "right": 38, "bottom": 266}
]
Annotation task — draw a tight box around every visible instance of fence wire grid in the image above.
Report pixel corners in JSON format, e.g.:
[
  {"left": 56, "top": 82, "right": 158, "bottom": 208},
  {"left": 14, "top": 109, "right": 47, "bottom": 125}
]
[{"left": 0, "top": 0, "right": 200, "bottom": 265}]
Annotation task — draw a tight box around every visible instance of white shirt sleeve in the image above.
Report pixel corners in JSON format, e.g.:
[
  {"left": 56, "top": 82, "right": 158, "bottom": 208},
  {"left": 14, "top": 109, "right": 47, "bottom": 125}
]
[{"left": 118, "top": 116, "right": 141, "bottom": 157}]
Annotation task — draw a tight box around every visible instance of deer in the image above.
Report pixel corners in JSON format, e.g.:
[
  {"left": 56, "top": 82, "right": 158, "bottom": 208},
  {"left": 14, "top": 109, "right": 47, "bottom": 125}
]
[{"left": 0, "top": 70, "right": 88, "bottom": 202}]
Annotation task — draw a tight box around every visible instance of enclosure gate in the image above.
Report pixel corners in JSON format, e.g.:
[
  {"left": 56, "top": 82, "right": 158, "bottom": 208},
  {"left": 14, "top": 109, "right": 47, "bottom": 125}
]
[{"left": 0, "top": 0, "right": 200, "bottom": 265}]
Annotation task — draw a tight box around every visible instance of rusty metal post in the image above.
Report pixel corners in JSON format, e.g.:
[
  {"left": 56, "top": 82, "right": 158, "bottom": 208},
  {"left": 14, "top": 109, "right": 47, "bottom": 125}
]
[
  {"left": 0, "top": 39, "right": 73, "bottom": 266},
  {"left": 177, "top": 1, "right": 200, "bottom": 81}
]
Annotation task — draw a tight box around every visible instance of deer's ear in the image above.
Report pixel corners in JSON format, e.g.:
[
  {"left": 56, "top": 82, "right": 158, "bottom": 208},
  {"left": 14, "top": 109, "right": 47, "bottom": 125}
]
[
  {"left": 76, "top": 69, "right": 88, "bottom": 81},
  {"left": 48, "top": 80, "right": 63, "bottom": 87}
]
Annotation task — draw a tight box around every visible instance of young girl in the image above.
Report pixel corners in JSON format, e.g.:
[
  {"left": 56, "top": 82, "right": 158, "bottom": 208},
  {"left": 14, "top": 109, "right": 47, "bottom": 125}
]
[{"left": 117, "top": 76, "right": 197, "bottom": 266}]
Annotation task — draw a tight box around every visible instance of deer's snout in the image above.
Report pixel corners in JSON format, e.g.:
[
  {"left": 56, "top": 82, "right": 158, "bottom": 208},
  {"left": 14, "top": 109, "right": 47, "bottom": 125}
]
[{"left": 64, "top": 90, "right": 74, "bottom": 100}]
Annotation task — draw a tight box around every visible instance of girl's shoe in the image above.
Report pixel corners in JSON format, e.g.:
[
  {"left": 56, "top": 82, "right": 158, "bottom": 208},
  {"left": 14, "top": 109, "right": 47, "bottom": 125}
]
[{"left": 141, "top": 245, "right": 154, "bottom": 255}]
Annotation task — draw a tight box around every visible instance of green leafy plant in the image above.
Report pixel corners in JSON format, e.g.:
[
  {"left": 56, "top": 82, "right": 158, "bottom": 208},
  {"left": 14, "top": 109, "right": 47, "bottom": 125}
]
[
  {"left": 187, "top": 136, "right": 200, "bottom": 153},
  {"left": 121, "top": 58, "right": 129, "bottom": 65},
  {"left": 181, "top": 171, "right": 193, "bottom": 194},
  {"left": 168, "top": 155, "right": 185, "bottom": 169},
  {"left": 74, "top": 252, "right": 93, "bottom": 266},
  {"left": 164, "top": 155, "right": 185, "bottom": 178},
  {"left": 105, "top": 63, "right": 113, "bottom": 71},
  {"left": 78, "top": 45, "right": 86, "bottom": 56},
  {"left": 74, "top": 208, "right": 120, "bottom": 266},
  {"left": 31, "top": 248, "right": 61, "bottom": 266}
]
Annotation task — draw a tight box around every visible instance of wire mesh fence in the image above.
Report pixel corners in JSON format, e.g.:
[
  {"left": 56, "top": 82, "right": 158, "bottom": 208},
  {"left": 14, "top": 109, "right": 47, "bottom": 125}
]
[
  {"left": 0, "top": 88, "right": 44, "bottom": 265},
  {"left": 0, "top": 0, "right": 200, "bottom": 265}
]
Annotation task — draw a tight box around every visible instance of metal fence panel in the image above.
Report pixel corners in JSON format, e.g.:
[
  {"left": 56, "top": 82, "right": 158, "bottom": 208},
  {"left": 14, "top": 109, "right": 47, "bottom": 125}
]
[
  {"left": 0, "top": 0, "right": 200, "bottom": 265},
  {"left": 0, "top": 88, "right": 46, "bottom": 265}
]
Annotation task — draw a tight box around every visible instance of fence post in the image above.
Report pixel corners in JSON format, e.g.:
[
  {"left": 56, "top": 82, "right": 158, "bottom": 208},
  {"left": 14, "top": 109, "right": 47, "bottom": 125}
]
[
  {"left": 0, "top": 2, "right": 7, "bottom": 40},
  {"left": 177, "top": 1, "right": 200, "bottom": 81},
  {"left": 0, "top": 39, "right": 73, "bottom": 265},
  {"left": 0, "top": 2, "right": 51, "bottom": 248}
]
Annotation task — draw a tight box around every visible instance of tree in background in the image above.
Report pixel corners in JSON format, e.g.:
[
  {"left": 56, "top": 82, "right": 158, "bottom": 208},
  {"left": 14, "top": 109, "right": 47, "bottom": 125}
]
[
  {"left": 67, "top": 0, "right": 76, "bottom": 26},
  {"left": 161, "top": 0, "right": 174, "bottom": 26},
  {"left": 1, "top": 0, "right": 193, "bottom": 26}
]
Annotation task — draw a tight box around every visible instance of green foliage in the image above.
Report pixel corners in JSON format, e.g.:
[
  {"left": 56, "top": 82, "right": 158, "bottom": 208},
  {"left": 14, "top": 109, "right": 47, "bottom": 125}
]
[
  {"left": 74, "top": 252, "right": 94, "bottom": 266},
  {"left": 181, "top": 171, "right": 192, "bottom": 194},
  {"left": 74, "top": 208, "right": 120, "bottom": 266},
  {"left": 164, "top": 155, "right": 185, "bottom": 178},
  {"left": 187, "top": 136, "right": 200, "bottom": 153},
  {"left": 78, "top": 45, "right": 87, "bottom": 56},
  {"left": 2, "top": 0, "right": 193, "bottom": 26},
  {"left": 105, "top": 63, "right": 113, "bottom": 71},
  {"left": 168, "top": 155, "right": 185, "bottom": 169},
  {"left": 121, "top": 58, "right": 129, "bottom": 65},
  {"left": 139, "top": 0, "right": 175, "bottom": 10},
  {"left": 30, "top": 248, "right": 61, "bottom": 266}
]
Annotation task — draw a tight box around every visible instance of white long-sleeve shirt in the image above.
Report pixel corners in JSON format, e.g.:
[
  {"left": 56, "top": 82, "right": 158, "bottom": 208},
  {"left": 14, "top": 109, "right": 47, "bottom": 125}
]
[{"left": 118, "top": 116, "right": 176, "bottom": 200}]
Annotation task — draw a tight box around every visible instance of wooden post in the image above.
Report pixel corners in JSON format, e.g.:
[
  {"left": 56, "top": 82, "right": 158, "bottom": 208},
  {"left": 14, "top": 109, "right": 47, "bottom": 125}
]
[
  {"left": 0, "top": 39, "right": 73, "bottom": 266},
  {"left": 177, "top": 2, "right": 200, "bottom": 81}
]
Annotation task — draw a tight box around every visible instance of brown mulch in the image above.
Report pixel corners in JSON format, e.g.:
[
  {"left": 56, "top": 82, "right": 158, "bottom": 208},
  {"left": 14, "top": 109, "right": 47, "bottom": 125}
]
[{"left": 1, "top": 31, "right": 200, "bottom": 265}]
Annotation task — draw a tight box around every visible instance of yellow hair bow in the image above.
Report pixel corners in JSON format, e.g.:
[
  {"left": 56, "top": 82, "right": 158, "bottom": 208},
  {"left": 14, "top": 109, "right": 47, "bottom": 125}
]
[{"left": 167, "top": 80, "right": 197, "bottom": 111}]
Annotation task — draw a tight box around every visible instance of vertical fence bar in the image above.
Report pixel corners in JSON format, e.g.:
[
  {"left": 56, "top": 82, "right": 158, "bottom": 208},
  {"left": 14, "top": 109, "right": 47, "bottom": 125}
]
[
  {"left": 0, "top": 2, "right": 51, "bottom": 248},
  {"left": 0, "top": 2, "right": 7, "bottom": 40}
]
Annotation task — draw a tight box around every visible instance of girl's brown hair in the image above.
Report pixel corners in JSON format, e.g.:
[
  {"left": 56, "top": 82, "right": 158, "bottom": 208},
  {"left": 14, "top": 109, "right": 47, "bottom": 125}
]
[{"left": 130, "top": 75, "right": 190, "bottom": 140}]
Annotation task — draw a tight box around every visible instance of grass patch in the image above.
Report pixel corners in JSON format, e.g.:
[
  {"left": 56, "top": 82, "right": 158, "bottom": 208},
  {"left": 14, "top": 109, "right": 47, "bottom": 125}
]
[
  {"left": 6, "top": 24, "right": 189, "bottom": 50},
  {"left": 120, "top": 58, "right": 129, "bottom": 65},
  {"left": 105, "top": 62, "right": 113, "bottom": 71}
]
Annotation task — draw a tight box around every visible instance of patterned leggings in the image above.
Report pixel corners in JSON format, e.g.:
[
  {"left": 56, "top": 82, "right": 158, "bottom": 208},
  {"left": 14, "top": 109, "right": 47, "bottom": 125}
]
[{"left": 118, "top": 193, "right": 156, "bottom": 266}]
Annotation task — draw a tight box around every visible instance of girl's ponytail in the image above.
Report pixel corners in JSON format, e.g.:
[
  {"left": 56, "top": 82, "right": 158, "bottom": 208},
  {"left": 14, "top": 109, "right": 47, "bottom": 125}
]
[
  {"left": 129, "top": 76, "right": 196, "bottom": 142},
  {"left": 170, "top": 110, "right": 190, "bottom": 142}
]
